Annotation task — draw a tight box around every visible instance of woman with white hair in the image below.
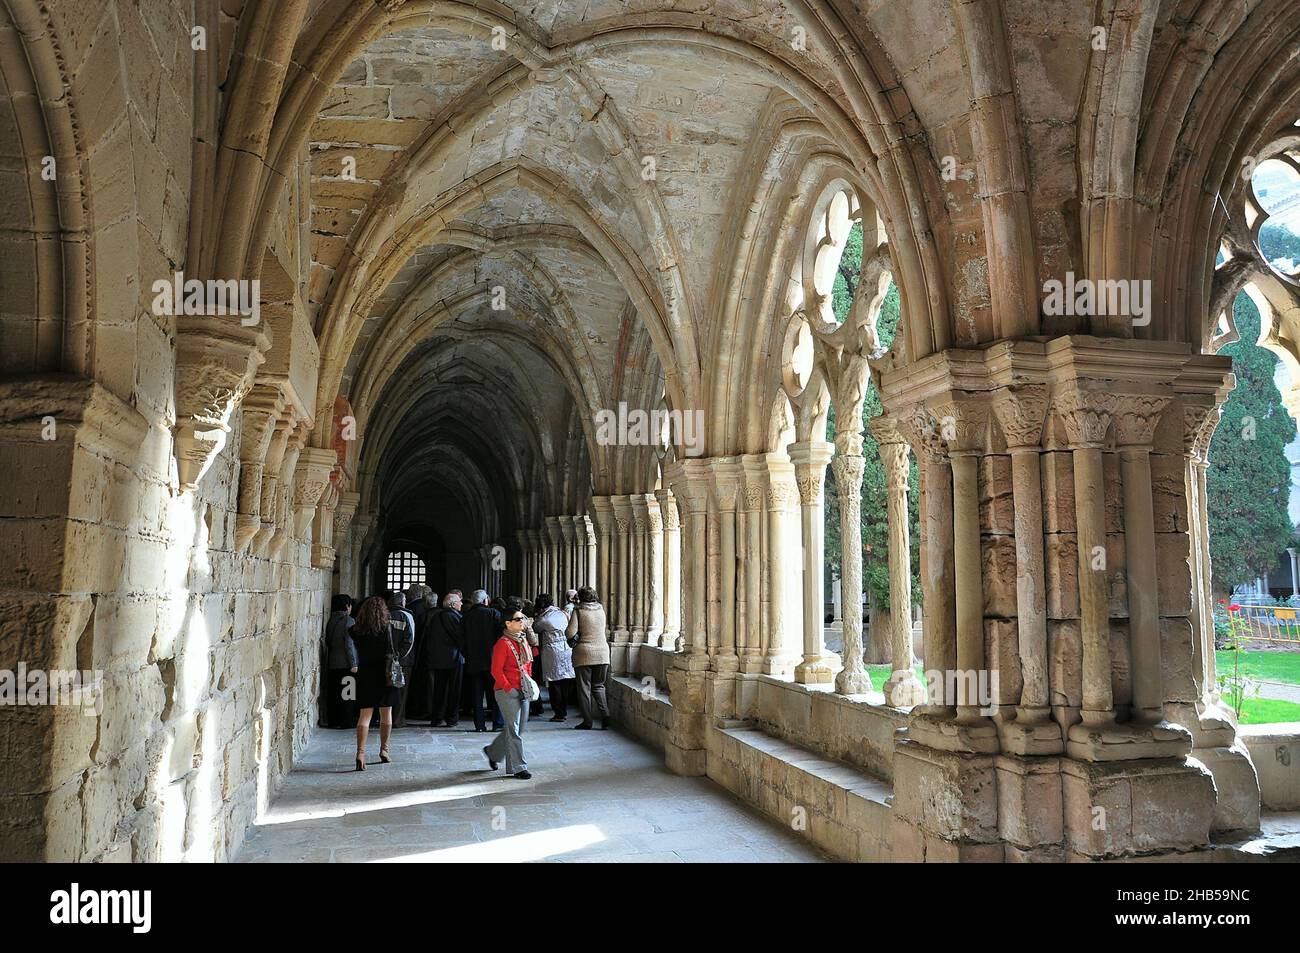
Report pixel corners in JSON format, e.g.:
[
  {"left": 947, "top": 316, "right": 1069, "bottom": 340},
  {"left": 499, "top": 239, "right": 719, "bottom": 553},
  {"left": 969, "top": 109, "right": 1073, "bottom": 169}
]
[{"left": 532, "top": 592, "right": 575, "bottom": 721}]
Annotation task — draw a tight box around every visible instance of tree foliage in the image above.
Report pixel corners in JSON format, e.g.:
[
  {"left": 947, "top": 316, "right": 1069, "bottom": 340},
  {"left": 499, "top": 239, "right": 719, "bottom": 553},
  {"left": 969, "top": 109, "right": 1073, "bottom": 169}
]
[{"left": 1207, "top": 270, "right": 1297, "bottom": 596}]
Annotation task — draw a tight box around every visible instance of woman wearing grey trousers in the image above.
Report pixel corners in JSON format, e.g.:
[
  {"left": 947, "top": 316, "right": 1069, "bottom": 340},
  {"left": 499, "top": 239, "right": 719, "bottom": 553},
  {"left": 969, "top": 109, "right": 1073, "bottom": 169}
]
[
  {"left": 565, "top": 586, "right": 610, "bottom": 730},
  {"left": 483, "top": 600, "right": 534, "bottom": 779}
]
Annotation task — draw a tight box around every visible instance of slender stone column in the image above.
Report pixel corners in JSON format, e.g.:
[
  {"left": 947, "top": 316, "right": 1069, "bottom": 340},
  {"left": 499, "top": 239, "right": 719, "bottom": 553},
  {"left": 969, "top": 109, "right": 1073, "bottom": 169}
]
[
  {"left": 951, "top": 452, "right": 985, "bottom": 721},
  {"left": 610, "top": 495, "right": 633, "bottom": 672},
  {"left": 583, "top": 515, "right": 597, "bottom": 591},
  {"left": 545, "top": 517, "right": 563, "bottom": 599},
  {"left": 589, "top": 497, "right": 614, "bottom": 623},
  {"left": 1182, "top": 395, "right": 1233, "bottom": 725},
  {"left": 763, "top": 454, "right": 799, "bottom": 676},
  {"left": 788, "top": 440, "right": 838, "bottom": 684},
  {"left": 992, "top": 387, "right": 1059, "bottom": 753},
  {"left": 669, "top": 462, "right": 711, "bottom": 659},
  {"left": 917, "top": 444, "right": 957, "bottom": 714},
  {"left": 629, "top": 495, "right": 649, "bottom": 657},
  {"left": 333, "top": 491, "right": 360, "bottom": 592},
  {"left": 831, "top": 433, "right": 871, "bottom": 694},
  {"left": 655, "top": 488, "right": 682, "bottom": 651},
  {"left": 529, "top": 528, "right": 544, "bottom": 595},
  {"left": 644, "top": 496, "right": 664, "bottom": 647},
  {"left": 1058, "top": 390, "right": 1116, "bottom": 728},
  {"left": 739, "top": 458, "right": 766, "bottom": 673},
  {"left": 559, "top": 515, "right": 576, "bottom": 594},
  {"left": 1115, "top": 396, "right": 1170, "bottom": 724},
  {"left": 709, "top": 459, "right": 741, "bottom": 672},
  {"left": 870, "top": 419, "right": 925, "bottom": 706}
]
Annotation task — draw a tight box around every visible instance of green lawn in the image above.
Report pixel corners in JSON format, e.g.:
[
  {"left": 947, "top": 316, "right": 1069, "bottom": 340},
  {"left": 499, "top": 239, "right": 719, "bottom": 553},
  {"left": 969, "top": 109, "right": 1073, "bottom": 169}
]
[
  {"left": 1214, "top": 649, "right": 1300, "bottom": 685},
  {"left": 1220, "top": 694, "right": 1300, "bottom": 725},
  {"left": 866, "top": 663, "right": 925, "bottom": 695},
  {"left": 864, "top": 656, "right": 1300, "bottom": 725}
]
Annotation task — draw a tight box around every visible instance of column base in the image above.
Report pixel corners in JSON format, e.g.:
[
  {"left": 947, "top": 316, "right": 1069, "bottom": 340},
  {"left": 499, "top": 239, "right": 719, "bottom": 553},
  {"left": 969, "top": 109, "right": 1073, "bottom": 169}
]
[
  {"left": 1194, "top": 740, "right": 1261, "bottom": 834},
  {"left": 1062, "top": 756, "right": 1214, "bottom": 859},
  {"left": 908, "top": 711, "right": 1000, "bottom": 754},
  {"left": 884, "top": 669, "right": 926, "bottom": 708},
  {"left": 712, "top": 652, "right": 740, "bottom": 674},
  {"left": 891, "top": 738, "right": 1001, "bottom": 861},
  {"left": 793, "top": 651, "right": 841, "bottom": 685},
  {"left": 999, "top": 716, "right": 1065, "bottom": 756},
  {"left": 610, "top": 631, "right": 631, "bottom": 676},
  {"left": 835, "top": 665, "right": 873, "bottom": 696},
  {"left": 1065, "top": 719, "right": 1192, "bottom": 762},
  {"left": 738, "top": 652, "right": 765, "bottom": 675},
  {"left": 762, "top": 654, "right": 797, "bottom": 678}
]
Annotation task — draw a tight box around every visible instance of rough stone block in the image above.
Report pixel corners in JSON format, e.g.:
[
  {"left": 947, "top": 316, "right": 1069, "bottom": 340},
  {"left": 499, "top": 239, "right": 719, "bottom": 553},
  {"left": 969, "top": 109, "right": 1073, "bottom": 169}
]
[
  {"left": 1048, "top": 619, "right": 1082, "bottom": 708},
  {"left": 982, "top": 535, "right": 1018, "bottom": 618},
  {"left": 1044, "top": 533, "right": 1079, "bottom": 619}
]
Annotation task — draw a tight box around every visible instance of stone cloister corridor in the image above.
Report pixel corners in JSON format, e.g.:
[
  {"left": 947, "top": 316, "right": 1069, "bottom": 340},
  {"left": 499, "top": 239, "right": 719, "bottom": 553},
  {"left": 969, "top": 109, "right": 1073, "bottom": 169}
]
[{"left": 4, "top": 0, "right": 1300, "bottom": 869}]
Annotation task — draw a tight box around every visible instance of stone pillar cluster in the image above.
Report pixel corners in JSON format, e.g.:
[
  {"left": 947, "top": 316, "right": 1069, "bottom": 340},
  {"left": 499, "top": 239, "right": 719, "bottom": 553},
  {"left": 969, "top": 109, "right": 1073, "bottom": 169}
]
[{"left": 880, "top": 336, "right": 1257, "bottom": 861}]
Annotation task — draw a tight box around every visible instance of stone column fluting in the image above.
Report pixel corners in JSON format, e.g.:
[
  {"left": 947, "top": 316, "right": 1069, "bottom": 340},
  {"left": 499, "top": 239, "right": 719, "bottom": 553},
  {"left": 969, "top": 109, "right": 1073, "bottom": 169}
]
[
  {"left": 869, "top": 417, "right": 925, "bottom": 706},
  {"left": 654, "top": 487, "right": 682, "bottom": 651},
  {"left": 788, "top": 440, "right": 839, "bottom": 684},
  {"left": 832, "top": 432, "right": 871, "bottom": 694},
  {"left": 991, "top": 385, "right": 1060, "bottom": 754}
]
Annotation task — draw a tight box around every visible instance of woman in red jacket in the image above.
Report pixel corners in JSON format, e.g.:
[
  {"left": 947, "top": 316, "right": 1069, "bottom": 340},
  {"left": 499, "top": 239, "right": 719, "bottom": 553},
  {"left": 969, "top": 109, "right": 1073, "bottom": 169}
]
[{"left": 483, "top": 598, "right": 534, "bottom": 779}]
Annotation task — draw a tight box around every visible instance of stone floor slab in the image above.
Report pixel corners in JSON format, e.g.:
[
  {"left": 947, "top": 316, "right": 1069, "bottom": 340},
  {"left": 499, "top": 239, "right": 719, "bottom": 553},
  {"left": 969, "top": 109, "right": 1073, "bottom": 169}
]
[{"left": 236, "top": 718, "right": 829, "bottom": 863}]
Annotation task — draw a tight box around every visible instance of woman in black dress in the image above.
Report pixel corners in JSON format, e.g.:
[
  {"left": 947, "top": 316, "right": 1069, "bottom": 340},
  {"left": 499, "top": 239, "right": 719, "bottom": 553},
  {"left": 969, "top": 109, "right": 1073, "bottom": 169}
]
[{"left": 353, "top": 595, "right": 402, "bottom": 771}]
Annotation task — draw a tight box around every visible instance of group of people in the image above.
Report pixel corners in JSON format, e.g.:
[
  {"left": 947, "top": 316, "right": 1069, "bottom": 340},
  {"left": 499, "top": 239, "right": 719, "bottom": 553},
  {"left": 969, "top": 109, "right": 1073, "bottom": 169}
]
[{"left": 322, "top": 585, "right": 611, "bottom": 779}]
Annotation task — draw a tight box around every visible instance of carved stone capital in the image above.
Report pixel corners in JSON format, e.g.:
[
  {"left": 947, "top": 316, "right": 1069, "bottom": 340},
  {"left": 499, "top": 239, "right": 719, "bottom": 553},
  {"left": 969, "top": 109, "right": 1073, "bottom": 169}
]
[
  {"left": 1111, "top": 394, "right": 1170, "bottom": 447},
  {"left": 926, "top": 396, "right": 989, "bottom": 454},
  {"left": 867, "top": 414, "right": 905, "bottom": 446},
  {"left": 173, "top": 322, "right": 270, "bottom": 491},
  {"left": 1053, "top": 387, "right": 1119, "bottom": 448},
  {"left": 831, "top": 451, "right": 865, "bottom": 495},
  {"left": 654, "top": 488, "right": 680, "bottom": 531},
  {"left": 991, "top": 385, "right": 1049, "bottom": 450},
  {"left": 879, "top": 440, "right": 910, "bottom": 492}
]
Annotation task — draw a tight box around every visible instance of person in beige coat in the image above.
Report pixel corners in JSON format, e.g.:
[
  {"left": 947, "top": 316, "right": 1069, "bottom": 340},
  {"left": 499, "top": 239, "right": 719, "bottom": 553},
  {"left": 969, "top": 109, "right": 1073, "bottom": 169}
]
[{"left": 565, "top": 586, "right": 610, "bottom": 729}]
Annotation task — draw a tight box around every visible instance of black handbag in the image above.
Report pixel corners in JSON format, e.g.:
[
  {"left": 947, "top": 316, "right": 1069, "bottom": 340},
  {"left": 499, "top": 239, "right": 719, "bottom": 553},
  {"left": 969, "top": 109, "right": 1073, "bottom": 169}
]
[{"left": 385, "top": 624, "right": 406, "bottom": 689}]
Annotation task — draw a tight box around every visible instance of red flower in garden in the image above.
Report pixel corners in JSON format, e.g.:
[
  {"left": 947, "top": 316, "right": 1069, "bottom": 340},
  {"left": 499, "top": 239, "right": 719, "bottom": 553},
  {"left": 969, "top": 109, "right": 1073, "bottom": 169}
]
[{"left": 1229, "top": 604, "right": 1241, "bottom": 612}]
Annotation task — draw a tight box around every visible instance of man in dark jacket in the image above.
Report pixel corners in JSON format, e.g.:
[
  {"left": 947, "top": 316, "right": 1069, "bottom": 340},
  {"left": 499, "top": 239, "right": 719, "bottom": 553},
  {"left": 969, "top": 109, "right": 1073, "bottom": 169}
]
[
  {"left": 322, "top": 594, "right": 357, "bottom": 729},
  {"left": 406, "top": 585, "right": 437, "bottom": 721},
  {"left": 426, "top": 592, "right": 465, "bottom": 726},
  {"left": 462, "top": 590, "right": 504, "bottom": 731},
  {"left": 386, "top": 590, "right": 418, "bottom": 728}
]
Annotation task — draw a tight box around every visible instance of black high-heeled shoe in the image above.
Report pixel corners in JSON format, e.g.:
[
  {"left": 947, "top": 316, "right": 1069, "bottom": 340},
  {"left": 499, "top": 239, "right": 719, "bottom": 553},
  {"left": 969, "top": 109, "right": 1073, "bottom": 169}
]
[{"left": 355, "top": 757, "right": 366, "bottom": 772}]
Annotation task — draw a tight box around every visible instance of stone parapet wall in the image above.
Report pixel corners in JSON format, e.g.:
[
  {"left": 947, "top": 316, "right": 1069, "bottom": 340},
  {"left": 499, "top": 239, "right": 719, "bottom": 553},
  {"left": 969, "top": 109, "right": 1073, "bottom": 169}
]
[{"left": 1241, "top": 724, "right": 1300, "bottom": 811}]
